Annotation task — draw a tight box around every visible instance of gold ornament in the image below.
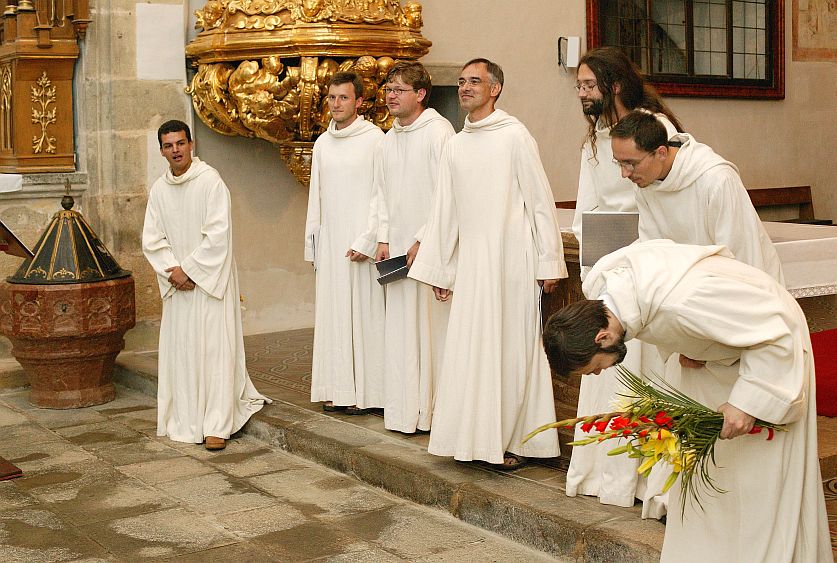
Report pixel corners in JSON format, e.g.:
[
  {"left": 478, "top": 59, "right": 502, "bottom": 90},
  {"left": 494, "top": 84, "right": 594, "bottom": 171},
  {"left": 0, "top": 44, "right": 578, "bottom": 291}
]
[{"left": 187, "top": 0, "right": 430, "bottom": 185}]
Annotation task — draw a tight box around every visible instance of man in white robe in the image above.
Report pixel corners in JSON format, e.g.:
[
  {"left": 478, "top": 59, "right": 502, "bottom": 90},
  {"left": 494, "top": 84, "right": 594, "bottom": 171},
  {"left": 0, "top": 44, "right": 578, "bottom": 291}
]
[
  {"left": 543, "top": 240, "right": 831, "bottom": 563},
  {"left": 304, "top": 72, "right": 386, "bottom": 414},
  {"left": 607, "top": 110, "right": 785, "bottom": 518},
  {"left": 569, "top": 47, "right": 685, "bottom": 512},
  {"left": 371, "top": 61, "right": 454, "bottom": 433},
  {"left": 611, "top": 110, "right": 783, "bottom": 283},
  {"left": 409, "top": 58, "right": 567, "bottom": 468},
  {"left": 142, "top": 120, "right": 270, "bottom": 451}
]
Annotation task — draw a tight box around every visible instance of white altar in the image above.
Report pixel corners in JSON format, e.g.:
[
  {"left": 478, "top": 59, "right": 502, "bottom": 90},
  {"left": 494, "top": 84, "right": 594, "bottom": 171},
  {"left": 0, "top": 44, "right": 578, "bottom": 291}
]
[{"left": 555, "top": 208, "right": 837, "bottom": 299}]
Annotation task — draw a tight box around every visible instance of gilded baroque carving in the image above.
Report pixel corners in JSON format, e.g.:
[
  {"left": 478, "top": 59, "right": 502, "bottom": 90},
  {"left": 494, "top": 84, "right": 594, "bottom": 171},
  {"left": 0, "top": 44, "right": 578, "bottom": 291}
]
[
  {"left": 30, "top": 72, "right": 57, "bottom": 154},
  {"left": 195, "top": 0, "right": 418, "bottom": 31},
  {"left": 187, "top": 0, "right": 429, "bottom": 184}
]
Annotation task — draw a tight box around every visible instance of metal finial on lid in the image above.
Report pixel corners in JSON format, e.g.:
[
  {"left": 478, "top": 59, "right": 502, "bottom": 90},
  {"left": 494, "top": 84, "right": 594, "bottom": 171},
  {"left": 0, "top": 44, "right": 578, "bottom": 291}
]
[{"left": 61, "top": 179, "right": 74, "bottom": 210}]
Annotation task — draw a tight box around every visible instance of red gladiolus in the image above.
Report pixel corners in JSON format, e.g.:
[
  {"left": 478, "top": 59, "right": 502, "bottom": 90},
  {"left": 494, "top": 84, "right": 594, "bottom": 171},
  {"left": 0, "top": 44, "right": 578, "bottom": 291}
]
[
  {"left": 622, "top": 429, "right": 631, "bottom": 435},
  {"left": 639, "top": 416, "right": 651, "bottom": 423},
  {"left": 581, "top": 422, "right": 594, "bottom": 433},
  {"left": 654, "top": 410, "right": 674, "bottom": 428},
  {"left": 594, "top": 420, "right": 609, "bottom": 432},
  {"left": 638, "top": 429, "right": 649, "bottom": 437}
]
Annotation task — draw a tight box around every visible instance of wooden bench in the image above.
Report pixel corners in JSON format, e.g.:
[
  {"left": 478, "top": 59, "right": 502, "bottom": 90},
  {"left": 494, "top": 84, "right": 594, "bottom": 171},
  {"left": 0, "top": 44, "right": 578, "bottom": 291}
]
[{"left": 746, "top": 186, "right": 824, "bottom": 223}]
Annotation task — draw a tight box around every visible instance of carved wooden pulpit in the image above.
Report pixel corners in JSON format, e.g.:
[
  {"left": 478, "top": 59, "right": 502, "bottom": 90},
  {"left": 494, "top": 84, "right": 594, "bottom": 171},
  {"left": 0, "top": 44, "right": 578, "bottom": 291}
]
[{"left": 0, "top": 0, "right": 90, "bottom": 172}]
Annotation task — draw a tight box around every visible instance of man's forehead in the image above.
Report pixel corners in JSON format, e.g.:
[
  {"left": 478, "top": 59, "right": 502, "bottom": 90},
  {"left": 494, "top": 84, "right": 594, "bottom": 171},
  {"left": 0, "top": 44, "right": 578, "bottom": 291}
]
[
  {"left": 161, "top": 131, "right": 188, "bottom": 144},
  {"left": 387, "top": 75, "right": 408, "bottom": 86},
  {"left": 460, "top": 63, "right": 488, "bottom": 79},
  {"left": 328, "top": 82, "right": 355, "bottom": 96},
  {"left": 611, "top": 137, "right": 641, "bottom": 155}
]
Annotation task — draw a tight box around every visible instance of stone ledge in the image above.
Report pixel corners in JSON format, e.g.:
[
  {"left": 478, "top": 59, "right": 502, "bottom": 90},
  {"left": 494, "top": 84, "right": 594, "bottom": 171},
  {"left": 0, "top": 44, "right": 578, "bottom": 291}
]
[{"left": 113, "top": 353, "right": 663, "bottom": 562}]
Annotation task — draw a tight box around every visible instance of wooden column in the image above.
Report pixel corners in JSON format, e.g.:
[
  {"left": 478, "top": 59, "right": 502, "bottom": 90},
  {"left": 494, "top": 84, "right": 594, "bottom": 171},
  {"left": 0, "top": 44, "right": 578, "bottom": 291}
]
[{"left": 0, "top": 1, "right": 89, "bottom": 173}]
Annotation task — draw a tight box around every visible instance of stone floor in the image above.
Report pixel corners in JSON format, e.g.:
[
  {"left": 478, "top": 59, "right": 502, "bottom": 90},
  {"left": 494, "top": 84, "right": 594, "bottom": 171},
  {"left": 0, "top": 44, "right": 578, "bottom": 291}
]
[
  {"left": 0, "top": 386, "right": 568, "bottom": 562},
  {"left": 3, "top": 326, "right": 836, "bottom": 560}
]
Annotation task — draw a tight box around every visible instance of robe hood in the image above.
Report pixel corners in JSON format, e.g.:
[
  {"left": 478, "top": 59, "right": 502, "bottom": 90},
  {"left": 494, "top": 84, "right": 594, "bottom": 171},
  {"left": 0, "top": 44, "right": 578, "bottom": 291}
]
[
  {"left": 582, "top": 239, "right": 734, "bottom": 338},
  {"left": 164, "top": 157, "right": 213, "bottom": 185},
  {"left": 463, "top": 109, "right": 521, "bottom": 133},
  {"left": 392, "top": 107, "right": 448, "bottom": 133},
  {"left": 651, "top": 133, "right": 738, "bottom": 193},
  {"left": 327, "top": 115, "right": 379, "bottom": 138}
]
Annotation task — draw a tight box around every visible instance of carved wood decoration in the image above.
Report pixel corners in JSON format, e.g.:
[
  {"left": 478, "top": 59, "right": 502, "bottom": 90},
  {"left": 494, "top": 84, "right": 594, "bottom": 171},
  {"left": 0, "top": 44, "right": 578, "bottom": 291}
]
[
  {"left": 0, "top": 0, "right": 90, "bottom": 172},
  {"left": 186, "top": 1, "right": 431, "bottom": 185}
]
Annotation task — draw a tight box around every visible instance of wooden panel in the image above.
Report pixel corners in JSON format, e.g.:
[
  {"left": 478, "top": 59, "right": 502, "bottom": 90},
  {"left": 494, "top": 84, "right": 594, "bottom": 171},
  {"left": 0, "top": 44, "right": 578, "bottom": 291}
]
[{"left": 747, "top": 186, "right": 814, "bottom": 220}]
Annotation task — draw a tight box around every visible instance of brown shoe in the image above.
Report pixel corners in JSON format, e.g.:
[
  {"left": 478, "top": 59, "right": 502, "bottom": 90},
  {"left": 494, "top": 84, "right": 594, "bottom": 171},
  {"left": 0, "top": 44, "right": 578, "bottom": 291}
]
[{"left": 204, "top": 436, "right": 226, "bottom": 450}]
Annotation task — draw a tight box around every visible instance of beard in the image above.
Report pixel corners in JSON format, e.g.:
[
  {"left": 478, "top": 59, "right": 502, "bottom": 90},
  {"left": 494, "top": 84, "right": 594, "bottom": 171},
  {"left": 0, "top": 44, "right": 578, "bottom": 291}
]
[
  {"left": 582, "top": 98, "right": 604, "bottom": 116},
  {"left": 600, "top": 336, "right": 628, "bottom": 365}
]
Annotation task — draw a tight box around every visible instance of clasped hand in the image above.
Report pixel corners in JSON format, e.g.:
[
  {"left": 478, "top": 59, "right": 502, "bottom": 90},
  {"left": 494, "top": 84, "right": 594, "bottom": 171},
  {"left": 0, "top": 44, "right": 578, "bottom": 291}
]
[{"left": 165, "top": 266, "right": 195, "bottom": 291}]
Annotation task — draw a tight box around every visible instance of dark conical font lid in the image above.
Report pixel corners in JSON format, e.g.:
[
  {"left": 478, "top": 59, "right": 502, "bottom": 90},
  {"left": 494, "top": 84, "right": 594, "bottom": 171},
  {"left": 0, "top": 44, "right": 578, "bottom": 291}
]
[{"left": 7, "top": 187, "right": 131, "bottom": 284}]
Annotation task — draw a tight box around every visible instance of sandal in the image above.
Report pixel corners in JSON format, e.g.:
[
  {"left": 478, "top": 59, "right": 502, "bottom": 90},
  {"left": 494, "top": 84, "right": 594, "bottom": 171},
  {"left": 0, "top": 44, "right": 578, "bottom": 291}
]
[
  {"left": 498, "top": 452, "right": 528, "bottom": 470},
  {"left": 322, "top": 402, "right": 346, "bottom": 412}
]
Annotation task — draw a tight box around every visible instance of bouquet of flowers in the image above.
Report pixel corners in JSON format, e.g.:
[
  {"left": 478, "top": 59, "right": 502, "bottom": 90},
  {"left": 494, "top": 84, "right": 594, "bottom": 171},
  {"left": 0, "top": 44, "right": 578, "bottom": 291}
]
[{"left": 524, "top": 366, "right": 786, "bottom": 515}]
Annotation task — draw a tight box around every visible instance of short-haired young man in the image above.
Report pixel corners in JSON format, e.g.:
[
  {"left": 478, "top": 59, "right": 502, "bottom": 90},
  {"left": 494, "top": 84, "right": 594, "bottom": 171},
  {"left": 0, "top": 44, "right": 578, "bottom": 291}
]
[
  {"left": 543, "top": 239, "right": 830, "bottom": 563},
  {"left": 304, "top": 72, "right": 386, "bottom": 414},
  {"left": 142, "top": 119, "right": 270, "bottom": 451}
]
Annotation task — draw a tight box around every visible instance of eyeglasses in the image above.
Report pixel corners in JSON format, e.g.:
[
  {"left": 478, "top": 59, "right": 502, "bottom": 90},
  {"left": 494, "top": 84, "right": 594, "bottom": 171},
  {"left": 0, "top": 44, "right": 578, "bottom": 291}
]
[
  {"left": 612, "top": 151, "right": 654, "bottom": 172},
  {"left": 575, "top": 81, "right": 598, "bottom": 93},
  {"left": 457, "top": 77, "right": 484, "bottom": 87},
  {"left": 383, "top": 87, "right": 416, "bottom": 96}
]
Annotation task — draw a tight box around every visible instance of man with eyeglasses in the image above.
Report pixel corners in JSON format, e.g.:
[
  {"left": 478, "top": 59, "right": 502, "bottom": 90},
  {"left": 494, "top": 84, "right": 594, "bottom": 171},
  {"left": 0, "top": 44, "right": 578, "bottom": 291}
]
[
  {"left": 611, "top": 110, "right": 783, "bottom": 283},
  {"left": 567, "top": 46, "right": 684, "bottom": 520},
  {"left": 369, "top": 61, "right": 454, "bottom": 434},
  {"left": 304, "top": 71, "right": 386, "bottom": 416},
  {"left": 408, "top": 58, "right": 566, "bottom": 469}
]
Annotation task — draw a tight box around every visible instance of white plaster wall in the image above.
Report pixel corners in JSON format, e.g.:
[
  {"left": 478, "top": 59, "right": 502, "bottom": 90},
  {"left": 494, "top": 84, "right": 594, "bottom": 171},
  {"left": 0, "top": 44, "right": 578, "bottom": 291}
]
[{"left": 184, "top": 0, "right": 835, "bottom": 338}]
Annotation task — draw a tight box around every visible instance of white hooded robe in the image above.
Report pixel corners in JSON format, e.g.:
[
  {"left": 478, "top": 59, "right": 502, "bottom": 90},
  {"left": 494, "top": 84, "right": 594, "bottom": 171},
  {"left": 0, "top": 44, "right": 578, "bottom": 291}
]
[
  {"left": 374, "top": 108, "right": 454, "bottom": 433},
  {"left": 584, "top": 240, "right": 831, "bottom": 563},
  {"left": 304, "top": 117, "right": 386, "bottom": 408},
  {"left": 409, "top": 110, "right": 567, "bottom": 463},
  {"left": 568, "top": 114, "right": 678, "bottom": 509},
  {"left": 142, "top": 158, "right": 270, "bottom": 443}
]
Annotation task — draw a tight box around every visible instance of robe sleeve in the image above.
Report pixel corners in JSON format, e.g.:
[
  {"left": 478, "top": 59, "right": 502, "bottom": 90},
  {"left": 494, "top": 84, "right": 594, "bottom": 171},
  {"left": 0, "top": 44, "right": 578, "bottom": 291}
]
[
  {"left": 141, "top": 185, "right": 178, "bottom": 300},
  {"left": 350, "top": 138, "right": 384, "bottom": 257},
  {"left": 414, "top": 123, "right": 453, "bottom": 243},
  {"left": 373, "top": 140, "right": 389, "bottom": 244},
  {"left": 179, "top": 177, "right": 234, "bottom": 301},
  {"left": 304, "top": 144, "right": 322, "bottom": 265},
  {"left": 674, "top": 281, "right": 807, "bottom": 425},
  {"left": 572, "top": 148, "right": 598, "bottom": 243},
  {"left": 704, "top": 169, "right": 785, "bottom": 285},
  {"left": 515, "top": 130, "right": 568, "bottom": 280},
  {"left": 407, "top": 143, "right": 459, "bottom": 290}
]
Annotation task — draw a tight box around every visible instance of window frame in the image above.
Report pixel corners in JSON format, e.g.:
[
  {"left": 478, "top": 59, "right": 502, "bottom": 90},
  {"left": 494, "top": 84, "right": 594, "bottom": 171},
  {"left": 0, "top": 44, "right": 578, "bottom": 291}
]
[{"left": 585, "top": 0, "right": 785, "bottom": 99}]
